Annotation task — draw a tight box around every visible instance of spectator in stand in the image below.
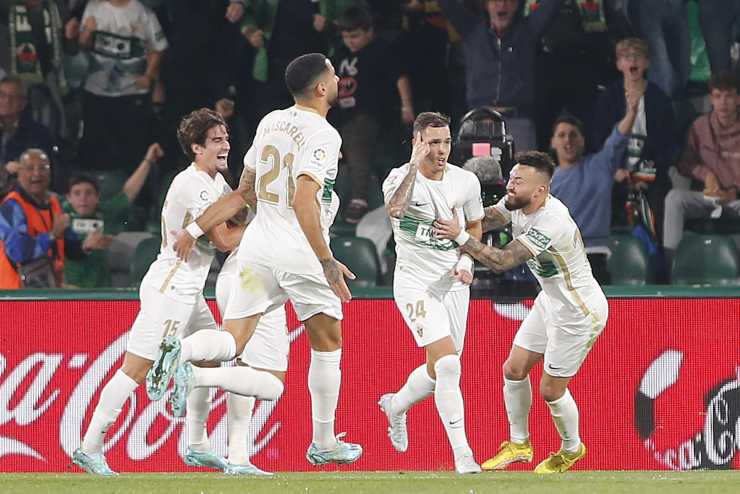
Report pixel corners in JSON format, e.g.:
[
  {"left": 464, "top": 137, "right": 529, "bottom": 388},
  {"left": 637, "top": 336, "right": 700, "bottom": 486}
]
[
  {"left": 438, "top": 0, "right": 562, "bottom": 152},
  {"left": 698, "top": 0, "right": 740, "bottom": 76},
  {"left": 3, "top": 0, "right": 81, "bottom": 140},
  {"left": 549, "top": 85, "right": 641, "bottom": 284},
  {"left": 0, "top": 76, "right": 56, "bottom": 195},
  {"left": 158, "top": 0, "right": 244, "bottom": 177},
  {"left": 628, "top": 0, "right": 689, "bottom": 98},
  {"left": 0, "top": 148, "right": 105, "bottom": 289},
  {"left": 592, "top": 37, "right": 676, "bottom": 242},
  {"left": 332, "top": 6, "right": 414, "bottom": 223},
  {"left": 664, "top": 71, "right": 740, "bottom": 265},
  {"left": 63, "top": 142, "right": 163, "bottom": 288},
  {"left": 239, "top": 0, "right": 326, "bottom": 128},
  {"left": 399, "top": 0, "right": 456, "bottom": 116},
  {"left": 77, "top": 0, "right": 167, "bottom": 174}
]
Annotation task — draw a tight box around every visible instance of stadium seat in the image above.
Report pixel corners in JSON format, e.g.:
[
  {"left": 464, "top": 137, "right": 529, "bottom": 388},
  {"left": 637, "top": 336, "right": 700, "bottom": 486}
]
[
  {"left": 129, "top": 236, "right": 161, "bottom": 285},
  {"left": 671, "top": 234, "right": 740, "bottom": 286},
  {"left": 607, "top": 234, "right": 652, "bottom": 286},
  {"left": 330, "top": 236, "right": 381, "bottom": 288},
  {"left": 92, "top": 170, "right": 127, "bottom": 200}
]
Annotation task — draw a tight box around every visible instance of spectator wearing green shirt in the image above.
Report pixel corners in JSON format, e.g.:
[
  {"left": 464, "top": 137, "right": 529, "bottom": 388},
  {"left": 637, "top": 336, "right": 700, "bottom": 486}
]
[{"left": 63, "top": 143, "right": 163, "bottom": 287}]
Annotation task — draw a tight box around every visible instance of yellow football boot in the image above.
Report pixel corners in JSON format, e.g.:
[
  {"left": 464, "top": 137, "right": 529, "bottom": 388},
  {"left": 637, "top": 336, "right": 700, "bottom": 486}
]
[
  {"left": 481, "top": 440, "right": 534, "bottom": 470},
  {"left": 534, "top": 443, "right": 586, "bottom": 474}
]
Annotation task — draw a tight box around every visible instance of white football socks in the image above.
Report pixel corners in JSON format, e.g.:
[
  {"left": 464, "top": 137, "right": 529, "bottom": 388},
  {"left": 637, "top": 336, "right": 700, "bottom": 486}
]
[
  {"left": 192, "top": 366, "right": 283, "bottom": 401},
  {"left": 433, "top": 355, "right": 470, "bottom": 454},
  {"left": 180, "top": 330, "right": 237, "bottom": 364},
  {"left": 227, "top": 392, "right": 256, "bottom": 465},
  {"left": 308, "top": 349, "right": 341, "bottom": 450},
  {"left": 546, "top": 388, "right": 581, "bottom": 453},
  {"left": 503, "top": 376, "right": 532, "bottom": 444},
  {"left": 391, "top": 364, "right": 435, "bottom": 415},
  {"left": 186, "top": 387, "right": 211, "bottom": 453},
  {"left": 80, "top": 369, "right": 138, "bottom": 454}
]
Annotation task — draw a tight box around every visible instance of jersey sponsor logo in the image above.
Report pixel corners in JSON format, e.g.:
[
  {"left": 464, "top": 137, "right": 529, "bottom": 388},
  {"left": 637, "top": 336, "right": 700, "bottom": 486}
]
[
  {"left": 398, "top": 214, "right": 456, "bottom": 251},
  {"left": 91, "top": 31, "right": 145, "bottom": 60},
  {"left": 524, "top": 227, "right": 551, "bottom": 251}
]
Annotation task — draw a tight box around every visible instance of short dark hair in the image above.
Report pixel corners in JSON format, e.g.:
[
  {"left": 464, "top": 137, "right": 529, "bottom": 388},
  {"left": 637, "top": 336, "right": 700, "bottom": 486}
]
[
  {"left": 177, "top": 108, "right": 226, "bottom": 161},
  {"left": 336, "top": 6, "right": 373, "bottom": 31},
  {"left": 285, "top": 53, "right": 330, "bottom": 98},
  {"left": 551, "top": 113, "right": 584, "bottom": 137},
  {"left": 0, "top": 75, "right": 27, "bottom": 99},
  {"left": 708, "top": 71, "right": 739, "bottom": 93},
  {"left": 67, "top": 174, "right": 99, "bottom": 194},
  {"left": 412, "top": 112, "right": 450, "bottom": 135},
  {"left": 515, "top": 150, "right": 555, "bottom": 179}
]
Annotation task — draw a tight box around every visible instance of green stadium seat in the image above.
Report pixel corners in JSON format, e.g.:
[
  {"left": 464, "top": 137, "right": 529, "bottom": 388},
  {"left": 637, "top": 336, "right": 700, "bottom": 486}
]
[
  {"left": 671, "top": 234, "right": 740, "bottom": 286},
  {"left": 607, "top": 234, "right": 652, "bottom": 286},
  {"left": 330, "top": 236, "right": 380, "bottom": 288},
  {"left": 129, "top": 236, "right": 161, "bottom": 285},
  {"left": 92, "top": 170, "right": 127, "bottom": 200}
]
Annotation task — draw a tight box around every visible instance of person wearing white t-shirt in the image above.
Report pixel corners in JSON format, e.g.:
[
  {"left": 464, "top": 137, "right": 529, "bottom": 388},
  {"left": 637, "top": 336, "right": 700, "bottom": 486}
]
[
  {"left": 434, "top": 151, "right": 608, "bottom": 474},
  {"left": 72, "top": 109, "right": 245, "bottom": 476},
  {"left": 149, "top": 53, "right": 362, "bottom": 467},
  {"left": 379, "top": 112, "right": 484, "bottom": 474}
]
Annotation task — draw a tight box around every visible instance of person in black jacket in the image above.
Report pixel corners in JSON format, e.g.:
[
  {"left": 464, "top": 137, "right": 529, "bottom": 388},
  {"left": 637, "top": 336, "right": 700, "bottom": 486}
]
[
  {"left": 438, "top": 0, "right": 562, "bottom": 151},
  {"left": 591, "top": 37, "right": 677, "bottom": 242}
]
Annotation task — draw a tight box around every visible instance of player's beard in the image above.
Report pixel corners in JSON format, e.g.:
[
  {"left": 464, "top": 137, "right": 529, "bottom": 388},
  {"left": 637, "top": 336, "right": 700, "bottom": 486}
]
[{"left": 504, "top": 194, "right": 530, "bottom": 211}]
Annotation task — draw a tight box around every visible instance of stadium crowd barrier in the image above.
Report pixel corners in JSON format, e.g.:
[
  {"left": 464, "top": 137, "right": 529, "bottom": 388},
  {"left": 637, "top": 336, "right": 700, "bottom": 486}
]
[{"left": 1, "top": 287, "right": 738, "bottom": 473}]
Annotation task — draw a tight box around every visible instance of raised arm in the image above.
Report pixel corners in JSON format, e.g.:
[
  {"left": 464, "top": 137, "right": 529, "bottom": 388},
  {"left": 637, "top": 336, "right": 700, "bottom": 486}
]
[
  {"left": 122, "top": 143, "right": 163, "bottom": 202},
  {"left": 387, "top": 132, "right": 428, "bottom": 218}
]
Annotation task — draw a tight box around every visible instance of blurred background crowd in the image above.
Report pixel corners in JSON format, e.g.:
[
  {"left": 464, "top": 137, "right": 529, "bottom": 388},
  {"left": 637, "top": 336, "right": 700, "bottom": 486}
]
[{"left": 0, "top": 0, "right": 739, "bottom": 290}]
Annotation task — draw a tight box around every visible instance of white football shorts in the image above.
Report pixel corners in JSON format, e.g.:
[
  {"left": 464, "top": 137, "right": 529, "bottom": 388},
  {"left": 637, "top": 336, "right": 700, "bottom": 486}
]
[
  {"left": 393, "top": 269, "right": 470, "bottom": 353},
  {"left": 513, "top": 291, "right": 608, "bottom": 378},
  {"left": 127, "top": 282, "right": 217, "bottom": 361}
]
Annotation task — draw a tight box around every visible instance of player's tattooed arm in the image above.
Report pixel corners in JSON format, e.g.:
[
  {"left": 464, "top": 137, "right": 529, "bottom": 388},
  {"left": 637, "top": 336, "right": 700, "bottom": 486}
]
[
  {"left": 237, "top": 167, "right": 257, "bottom": 210},
  {"left": 481, "top": 206, "right": 510, "bottom": 232},
  {"left": 386, "top": 163, "right": 418, "bottom": 218},
  {"left": 459, "top": 238, "right": 533, "bottom": 273},
  {"left": 387, "top": 132, "right": 429, "bottom": 218}
]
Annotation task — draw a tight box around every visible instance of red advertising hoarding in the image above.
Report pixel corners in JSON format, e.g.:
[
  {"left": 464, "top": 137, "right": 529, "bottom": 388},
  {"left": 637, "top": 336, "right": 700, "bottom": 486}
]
[{"left": 0, "top": 298, "right": 738, "bottom": 472}]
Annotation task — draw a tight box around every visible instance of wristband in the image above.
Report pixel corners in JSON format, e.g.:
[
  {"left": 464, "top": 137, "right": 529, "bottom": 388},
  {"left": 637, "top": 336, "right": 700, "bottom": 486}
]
[
  {"left": 185, "top": 221, "right": 204, "bottom": 239},
  {"left": 456, "top": 254, "right": 474, "bottom": 272},
  {"left": 454, "top": 230, "right": 470, "bottom": 246}
]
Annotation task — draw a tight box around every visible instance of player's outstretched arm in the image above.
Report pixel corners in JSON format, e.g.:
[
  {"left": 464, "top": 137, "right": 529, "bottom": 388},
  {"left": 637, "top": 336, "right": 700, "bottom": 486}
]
[
  {"left": 434, "top": 216, "right": 533, "bottom": 273},
  {"left": 294, "top": 175, "right": 355, "bottom": 302},
  {"left": 481, "top": 206, "right": 510, "bottom": 232},
  {"left": 386, "top": 132, "right": 429, "bottom": 218},
  {"left": 454, "top": 218, "right": 482, "bottom": 284},
  {"left": 172, "top": 191, "right": 248, "bottom": 260}
]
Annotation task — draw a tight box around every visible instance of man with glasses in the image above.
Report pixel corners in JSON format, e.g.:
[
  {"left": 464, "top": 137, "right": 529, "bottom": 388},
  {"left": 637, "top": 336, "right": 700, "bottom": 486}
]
[{"left": 0, "top": 149, "right": 104, "bottom": 288}]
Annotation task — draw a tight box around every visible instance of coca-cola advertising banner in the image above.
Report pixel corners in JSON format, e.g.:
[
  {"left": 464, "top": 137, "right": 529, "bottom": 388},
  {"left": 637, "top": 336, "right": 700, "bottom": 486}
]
[{"left": 1, "top": 298, "right": 738, "bottom": 472}]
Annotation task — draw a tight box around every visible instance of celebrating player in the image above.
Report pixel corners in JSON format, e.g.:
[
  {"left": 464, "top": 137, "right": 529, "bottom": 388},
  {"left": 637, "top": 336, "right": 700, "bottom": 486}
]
[
  {"left": 433, "top": 150, "right": 609, "bottom": 474},
  {"left": 379, "top": 112, "right": 484, "bottom": 474}
]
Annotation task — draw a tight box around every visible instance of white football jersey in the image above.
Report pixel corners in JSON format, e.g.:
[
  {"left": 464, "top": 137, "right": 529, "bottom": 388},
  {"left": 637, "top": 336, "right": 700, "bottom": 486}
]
[
  {"left": 383, "top": 163, "right": 484, "bottom": 292},
  {"left": 493, "top": 195, "right": 606, "bottom": 324},
  {"left": 239, "top": 106, "right": 341, "bottom": 274},
  {"left": 143, "top": 164, "right": 230, "bottom": 302}
]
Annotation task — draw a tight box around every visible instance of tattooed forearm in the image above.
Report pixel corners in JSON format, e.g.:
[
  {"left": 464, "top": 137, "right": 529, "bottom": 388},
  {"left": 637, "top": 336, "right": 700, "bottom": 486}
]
[
  {"left": 387, "top": 163, "right": 418, "bottom": 218},
  {"left": 460, "top": 238, "right": 533, "bottom": 273},
  {"left": 481, "top": 206, "right": 510, "bottom": 232},
  {"left": 238, "top": 168, "right": 257, "bottom": 210}
]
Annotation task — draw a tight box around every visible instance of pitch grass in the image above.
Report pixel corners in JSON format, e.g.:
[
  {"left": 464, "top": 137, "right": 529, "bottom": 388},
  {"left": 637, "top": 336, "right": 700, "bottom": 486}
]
[{"left": 1, "top": 471, "right": 738, "bottom": 494}]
